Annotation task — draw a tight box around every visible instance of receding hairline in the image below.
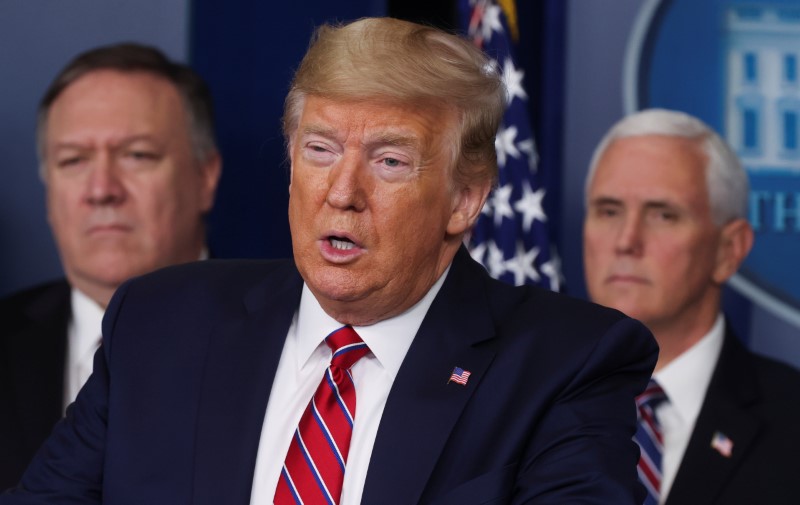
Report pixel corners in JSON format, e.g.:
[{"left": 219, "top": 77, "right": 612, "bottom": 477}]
[
  {"left": 40, "top": 69, "right": 188, "bottom": 153},
  {"left": 585, "top": 109, "right": 749, "bottom": 226},
  {"left": 36, "top": 43, "right": 218, "bottom": 174}
]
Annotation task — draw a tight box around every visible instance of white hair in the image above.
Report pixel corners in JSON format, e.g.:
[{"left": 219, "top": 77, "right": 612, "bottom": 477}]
[{"left": 585, "top": 108, "right": 749, "bottom": 226}]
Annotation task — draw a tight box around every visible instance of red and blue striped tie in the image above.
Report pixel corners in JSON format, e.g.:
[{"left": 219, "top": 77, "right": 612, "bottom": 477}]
[
  {"left": 635, "top": 379, "right": 668, "bottom": 505},
  {"left": 274, "top": 326, "right": 369, "bottom": 505}
]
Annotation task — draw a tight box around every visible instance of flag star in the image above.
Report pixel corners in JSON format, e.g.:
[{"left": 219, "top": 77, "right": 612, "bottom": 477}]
[
  {"left": 517, "top": 138, "right": 538, "bottom": 173},
  {"left": 469, "top": 241, "right": 487, "bottom": 265},
  {"left": 481, "top": 4, "right": 504, "bottom": 43},
  {"left": 540, "top": 255, "right": 562, "bottom": 292},
  {"left": 480, "top": 198, "right": 493, "bottom": 216},
  {"left": 463, "top": 0, "right": 563, "bottom": 292},
  {"left": 490, "top": 184, "right": 515, "bottom": 227},
  {"left": 502, "top": 57, "right": 528, "bottom": 104},
  {"left": 504, "top": 242, "right": 540, "bottom": 286},
  {"left": 514, "top": 182, "right": 547, "bottom": 232},
  {"left": 486, "top": 240, "right": 507, "bottom": 278},
  {"left": 496, "top": 125, "right": 521, "bottom": 168}
]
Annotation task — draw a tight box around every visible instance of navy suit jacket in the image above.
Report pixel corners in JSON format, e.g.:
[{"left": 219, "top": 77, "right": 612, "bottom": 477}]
[
  {"left": 3, "top": 248, "right": 657, "bottom": 504},
  {"left": 0, "top": 280, "right": 71, "bottom": 490},
  {"left": 665, "top": 327, "right": 800, "bottom": 505}
]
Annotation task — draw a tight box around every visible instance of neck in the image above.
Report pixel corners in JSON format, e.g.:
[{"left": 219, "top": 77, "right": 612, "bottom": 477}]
[
  {"left": 650, "top": 311, "right": 720, "bottom": 372},
  {"left": 71, "top": 283, "right": 114, "bottom": 310}
]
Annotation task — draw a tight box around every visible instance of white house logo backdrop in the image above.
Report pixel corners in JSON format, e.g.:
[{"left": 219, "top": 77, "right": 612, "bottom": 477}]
[{"left": 626, "top": 0, "right": 800, "bottom": 327}]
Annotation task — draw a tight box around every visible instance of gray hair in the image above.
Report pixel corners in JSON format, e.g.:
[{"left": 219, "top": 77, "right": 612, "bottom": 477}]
[{"left": 585, "top": 108, "right": 749, "bottom": 226}]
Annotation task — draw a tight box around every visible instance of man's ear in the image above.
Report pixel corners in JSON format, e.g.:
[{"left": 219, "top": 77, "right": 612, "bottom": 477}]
[
  {"left": 712, "top": 218, "right": 754, "bottom": 284},
  {"left": 447, "top": 179, "right": 492, "bottom": 236},
  {"left": 199, "top": 152, "right": 222, "bottom": 212},
  {"left": 287, "top": 139, "right": 296, "bottom": 189}
]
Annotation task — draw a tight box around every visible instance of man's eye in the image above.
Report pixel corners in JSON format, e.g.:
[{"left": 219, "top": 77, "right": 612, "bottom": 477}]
[
  {"left": 383, "top": 157, "right": 401, "bottom": 167},
  {"left": 127, "top": 151, "right": 158, "bottom": 160},
  {"left": 304, "top": 143, "right": 335, "bottom": 159},
  {"left": 57, "top": 156, "right": 84, "bottom": 168},
  {"left": 595, "top": 207, "right": 619, "bottom": 218}
]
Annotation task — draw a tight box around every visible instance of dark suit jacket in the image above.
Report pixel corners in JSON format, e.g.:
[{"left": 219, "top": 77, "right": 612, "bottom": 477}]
[
  {"left": 665, "top": 327, "right": 800, "bottom": 505},
  {"left": 0, "top": 280, "right": 71, "bottom": 491},
  {"left": 3, "top": 248, "right": 657, "bottom": 504}
]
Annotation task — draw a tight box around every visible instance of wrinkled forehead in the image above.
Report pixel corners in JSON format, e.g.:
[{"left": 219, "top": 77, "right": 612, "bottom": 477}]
[
  {"left": 290, "top": 94, "right": 459, "bottom": 155},
  {"left": 592, "top": 135, "right": 707, "bottom": 185}
]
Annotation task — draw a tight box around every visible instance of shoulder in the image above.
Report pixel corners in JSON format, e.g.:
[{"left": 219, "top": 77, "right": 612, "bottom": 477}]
[
  {"left": 448, "top": 251, "right": 656, "bottom": 369},
  {"left": 115, "top": 258, "right": 297, "bottom": 301},
  {"left": 716, "top": 332, "right": 800, "bottom": 416},
  {"left": 506, "top": 283, "right": 631, "bottom": 333},
  {"left": 475, "top": 261, "right": 648, "bottom": 346},
  {"left": 0, "top": 279, "right": 71, "bottom": 327},
  {"left": 500, "top": 284, "right": 656, "bottom": 375},
  {"left": 0, "top": 279, "right": 70, "bottom": 310},
  {"left": 449, "top": 246, "right": 654, "bottom": 344},
  {"left": 749, "top": 350, "right": 800, "bottom": 409},
  {"left": 105, "top": 258, "right": 299, "bottom": 322}
]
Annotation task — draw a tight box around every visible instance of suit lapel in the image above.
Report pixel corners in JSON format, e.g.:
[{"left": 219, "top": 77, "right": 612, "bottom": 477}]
[
  {"left": 192, "top": 264, "right": 303, "bottom": 505},
  {"left": 6, "top": 281, "right": 71, "bottom": 455},
  {"left": 665, "top": 330, "right": 761, "bottom": 505},
  {"left": 361, "top": 248, "right": 498, "bottom": 505}
]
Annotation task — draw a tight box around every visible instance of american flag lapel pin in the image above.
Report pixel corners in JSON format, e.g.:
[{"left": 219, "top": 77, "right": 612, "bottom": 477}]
[
  {"left": 448, "top": 366, "right": 471, "bottom": 386},
  {"left": 710, "top": 431, "right": 734, "bottom": 458}
]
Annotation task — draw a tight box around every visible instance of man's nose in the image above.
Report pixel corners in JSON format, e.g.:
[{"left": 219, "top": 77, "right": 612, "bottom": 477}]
[
  {"left": 325, "top": 154, "right": 367, "bottom": 212},
  {"left": 614, "top": 214, "right": 644, "bottom": 255},
  {"left": 84, "top": 154, "right": 125, "bottom": 206}
]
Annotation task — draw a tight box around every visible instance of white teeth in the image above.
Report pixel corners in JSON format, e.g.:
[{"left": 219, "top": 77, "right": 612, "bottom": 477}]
[{"left": 330, "top": 238, "right": 355, "bottom": 251}]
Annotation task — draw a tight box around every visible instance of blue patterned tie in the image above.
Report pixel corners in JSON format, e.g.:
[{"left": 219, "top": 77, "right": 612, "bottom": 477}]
[{"left": 635, "top": 379, "right": 668, "bottom": 505}]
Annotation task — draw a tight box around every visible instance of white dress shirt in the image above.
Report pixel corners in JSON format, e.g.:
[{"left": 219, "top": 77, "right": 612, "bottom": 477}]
[
  {"left": 64, "top": 288, "right": 104, "bottom": 411},
  {"left": 653, "top": 314, "right": 725, "bottom": 503},
  {"left": 64, "top": 249, "right": 209, "bottom": 412},
  {"left": 249, "top": 269, "right": 449, "bottom": 505}
]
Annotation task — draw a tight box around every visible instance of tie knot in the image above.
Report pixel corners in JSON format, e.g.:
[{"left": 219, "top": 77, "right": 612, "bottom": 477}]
[
  {"left": 326, "top": 325, "right": 369, "bottom": 370},
  {"left": 637, "top": 378, "right": 667, "bottom": 411}
]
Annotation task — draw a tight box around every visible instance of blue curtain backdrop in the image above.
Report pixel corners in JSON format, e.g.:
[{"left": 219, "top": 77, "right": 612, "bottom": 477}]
[
  {"left": 189, "top": 1, "right": 385, "bottom": 260},
  {"left": 189, "top": 0, "right": 565, "bottom": 282}
]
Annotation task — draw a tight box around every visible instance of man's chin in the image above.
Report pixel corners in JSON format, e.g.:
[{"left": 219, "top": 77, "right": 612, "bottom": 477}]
[
  {"left": 72, "top": 259, "right": 157, "bottom": 289},
  {"left": 595, "top": 293, "right": 648, "bottom": 318}
]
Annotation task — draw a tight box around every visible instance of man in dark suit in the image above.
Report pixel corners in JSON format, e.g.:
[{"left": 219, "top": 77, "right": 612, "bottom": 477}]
[
  {"left": 2, "top": 18, "right": 656, "bottom": 504},
  {"left": 583, "top": 108, "right": 800, "bottom": 504},
  {"left": 0, "top": 44, "right": 221, "bottom": 489}
]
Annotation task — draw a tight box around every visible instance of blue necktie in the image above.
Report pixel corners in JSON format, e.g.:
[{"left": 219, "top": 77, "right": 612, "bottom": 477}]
[{"left": 635, "top": 379, "right": 668, "bottom": 505}]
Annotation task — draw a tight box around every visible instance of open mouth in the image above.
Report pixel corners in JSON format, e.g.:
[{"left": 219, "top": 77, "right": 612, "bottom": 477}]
[{"left": 329, "top": 236, "right": 356, "bottom": 251}]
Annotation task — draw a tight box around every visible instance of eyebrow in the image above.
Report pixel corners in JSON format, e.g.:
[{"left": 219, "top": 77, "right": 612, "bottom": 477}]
[
  {"left": 367, "top": 132, "right": 419, "bottom": 149},
  {"left": 51, "top": 134, "right": 160, "bottom": 151},
  {"left": 589, "top": 196, "right": 623, "bottom": 207},
  {"left": 300, "top": 125, "right": 422, "bottom": 152},
  {"left": 300, "top": 124, "right": 338, "bottom": 140},
  {"left": 590, "top": 196, "right": 679, "bottom": 211}
]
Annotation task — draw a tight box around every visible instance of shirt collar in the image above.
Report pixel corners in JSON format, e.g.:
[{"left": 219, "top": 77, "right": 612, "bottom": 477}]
[
  {"left": 654, "top": 313, "right": 725, "bottom": 425},
  {"left": 69, "top": 287, "right": 105, "bottom": 357},
  {"left": 295, "top": 265, "right": 451, "bottom": 380}
]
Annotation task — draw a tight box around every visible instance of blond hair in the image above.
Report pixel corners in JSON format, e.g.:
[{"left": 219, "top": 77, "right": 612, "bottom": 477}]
[{"left": 283, "top": 17, "right": 505, "bottom": 187}]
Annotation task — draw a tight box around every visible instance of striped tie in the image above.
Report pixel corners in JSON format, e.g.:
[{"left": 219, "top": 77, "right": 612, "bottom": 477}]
[
  {"left": 274, "top": 326, "right": 369, "bottom": 505},
  {"left": 635, "top": 379, "right": 668, "bottom": 505}
]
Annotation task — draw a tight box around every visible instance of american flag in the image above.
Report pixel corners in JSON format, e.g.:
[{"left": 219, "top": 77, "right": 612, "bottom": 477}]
[
  {"left": 448, "top": 367, "right": 472, "bottom": 385},
  {"left": 460, "top": 0, "right": 562, "bottom": 290},
  {"left": 710, "top": 431, "right": 734, "bottom": 458}
]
